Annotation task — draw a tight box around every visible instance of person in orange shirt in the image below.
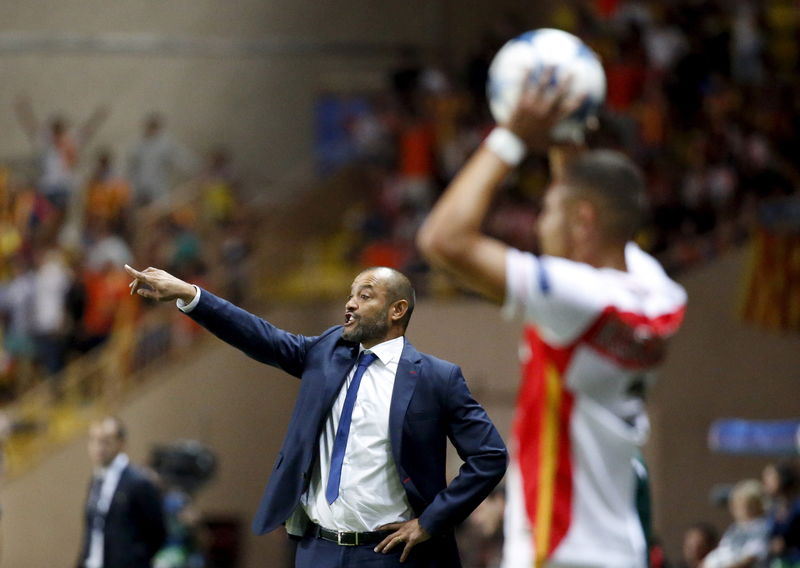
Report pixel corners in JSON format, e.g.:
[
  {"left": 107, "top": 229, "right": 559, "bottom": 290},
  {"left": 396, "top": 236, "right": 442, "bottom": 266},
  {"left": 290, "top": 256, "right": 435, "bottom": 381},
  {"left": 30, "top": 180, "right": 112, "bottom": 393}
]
[
  {"left": 85, "top": 150, "right": 132, "bottom": 235},
  {"left": 78, "top": 261, "right": 136, "bottom": 353}
]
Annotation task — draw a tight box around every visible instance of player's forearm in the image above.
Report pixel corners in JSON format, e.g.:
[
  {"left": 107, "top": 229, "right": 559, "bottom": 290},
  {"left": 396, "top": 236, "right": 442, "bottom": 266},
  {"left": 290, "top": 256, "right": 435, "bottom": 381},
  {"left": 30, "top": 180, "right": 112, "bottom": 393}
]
[{"left": 417, "top": 145, "right": 510, "bottom": 267}]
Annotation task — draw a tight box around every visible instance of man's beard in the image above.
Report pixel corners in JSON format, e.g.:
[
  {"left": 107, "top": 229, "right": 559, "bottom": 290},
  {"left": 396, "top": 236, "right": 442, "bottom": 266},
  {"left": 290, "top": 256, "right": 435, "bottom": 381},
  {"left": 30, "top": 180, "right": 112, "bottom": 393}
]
[{"left": 342, "top": 311, "right": 389, "bottom": 344}]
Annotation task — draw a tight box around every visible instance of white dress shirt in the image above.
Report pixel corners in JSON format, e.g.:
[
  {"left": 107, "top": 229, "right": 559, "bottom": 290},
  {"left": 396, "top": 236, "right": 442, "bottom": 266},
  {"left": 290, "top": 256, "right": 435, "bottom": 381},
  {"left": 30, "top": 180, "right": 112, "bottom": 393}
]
[
  {"left": 178, "top": 290, "right": 413, "bottom": 532},
  {"left": 302, "top": 336, "right": 413, "bottom": 532},
  {"left": 86, "top": 453, "right": 129, "bottom": 568}
]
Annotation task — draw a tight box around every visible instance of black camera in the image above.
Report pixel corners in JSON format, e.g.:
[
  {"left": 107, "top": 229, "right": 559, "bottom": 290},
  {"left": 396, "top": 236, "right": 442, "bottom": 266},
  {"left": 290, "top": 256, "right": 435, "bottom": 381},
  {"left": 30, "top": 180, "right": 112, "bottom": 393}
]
[{"left": 150, "top": 440, "right": 217, "bottom": 495}]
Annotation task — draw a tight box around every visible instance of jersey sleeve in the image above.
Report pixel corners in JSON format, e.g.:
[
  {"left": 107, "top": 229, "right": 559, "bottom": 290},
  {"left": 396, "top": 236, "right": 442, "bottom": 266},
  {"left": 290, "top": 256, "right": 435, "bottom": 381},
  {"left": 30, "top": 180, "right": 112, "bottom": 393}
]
[{"left": 502, "top": 248, "right": 610, "bottom": 345}]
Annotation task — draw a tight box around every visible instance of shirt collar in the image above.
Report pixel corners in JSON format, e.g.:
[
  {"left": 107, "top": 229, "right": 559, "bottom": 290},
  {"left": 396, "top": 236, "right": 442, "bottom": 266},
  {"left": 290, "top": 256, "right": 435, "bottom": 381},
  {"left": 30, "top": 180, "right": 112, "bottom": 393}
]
[
  {"left": 360, "top": 336, "right": 404, "bottom": 367},
  {"left": 95, "top": 452, "right": 129, "bottom": 477}
]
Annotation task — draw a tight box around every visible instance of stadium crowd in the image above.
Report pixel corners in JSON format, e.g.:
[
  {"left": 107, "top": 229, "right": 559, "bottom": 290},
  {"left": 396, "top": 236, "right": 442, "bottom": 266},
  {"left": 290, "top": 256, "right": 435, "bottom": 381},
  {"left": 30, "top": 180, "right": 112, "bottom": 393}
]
[
  {"left": 317, "top": 0, "right": 799, "bottom": 297},
  {"left": 0, "top": 104, "right": 253, "bottom": 407}
]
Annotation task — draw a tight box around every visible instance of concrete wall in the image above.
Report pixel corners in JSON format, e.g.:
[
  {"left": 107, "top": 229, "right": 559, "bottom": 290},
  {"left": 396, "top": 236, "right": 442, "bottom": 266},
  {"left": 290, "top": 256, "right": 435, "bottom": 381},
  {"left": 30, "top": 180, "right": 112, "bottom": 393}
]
[
  {"left": 0, "top": 1, "right": 563, "bottom": 186},
  {"left": 0, "top": 1, "right": 442, "bottom": 185}
]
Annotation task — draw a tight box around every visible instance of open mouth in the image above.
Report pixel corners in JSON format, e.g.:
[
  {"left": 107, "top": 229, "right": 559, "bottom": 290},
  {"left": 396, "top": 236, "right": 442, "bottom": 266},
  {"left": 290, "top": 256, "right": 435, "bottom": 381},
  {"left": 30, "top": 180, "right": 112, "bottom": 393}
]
[{"left": 344, "top": 313, "right": 356, "bottom": 326}]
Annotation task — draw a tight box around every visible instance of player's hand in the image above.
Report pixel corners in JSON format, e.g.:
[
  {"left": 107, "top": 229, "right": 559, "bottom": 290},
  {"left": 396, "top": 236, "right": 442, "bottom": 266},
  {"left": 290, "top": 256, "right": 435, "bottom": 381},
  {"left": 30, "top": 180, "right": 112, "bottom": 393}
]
[
  {"left": 374, "top": 518, "right": 430, "bottom": 562},
  {"left": 124, "top": 264, "right": 196, "bottom": 303},
  {"left": 505, "top": 67, "right": 583, "bottom": 154}
]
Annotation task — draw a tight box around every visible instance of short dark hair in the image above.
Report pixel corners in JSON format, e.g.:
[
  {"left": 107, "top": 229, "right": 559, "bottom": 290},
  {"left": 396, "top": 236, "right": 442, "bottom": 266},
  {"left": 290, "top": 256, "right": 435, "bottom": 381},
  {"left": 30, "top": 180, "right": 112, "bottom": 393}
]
[
  {"left": 772, "top": 460, "right": 800, "bottom": 494},
  {"left": 562, "top": 150, "right": 647, "bottom": 243},
  {"left": 686, "top": 521, "right": 719, "bottom": 549}
]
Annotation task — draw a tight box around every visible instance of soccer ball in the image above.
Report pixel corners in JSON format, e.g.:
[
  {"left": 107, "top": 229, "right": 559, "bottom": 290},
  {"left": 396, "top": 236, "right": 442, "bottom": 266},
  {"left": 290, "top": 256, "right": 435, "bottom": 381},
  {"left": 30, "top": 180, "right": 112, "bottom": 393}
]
[{"left": 487, "top": 28, "right": 606, "bottom": 143}]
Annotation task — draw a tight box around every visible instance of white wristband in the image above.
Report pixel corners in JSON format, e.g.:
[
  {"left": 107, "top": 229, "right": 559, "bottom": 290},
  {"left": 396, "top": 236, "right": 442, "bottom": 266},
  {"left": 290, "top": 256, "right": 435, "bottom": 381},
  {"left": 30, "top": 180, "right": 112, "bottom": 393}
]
[{"left": 485, "top": 127, "right": 527, "bottom": 167}]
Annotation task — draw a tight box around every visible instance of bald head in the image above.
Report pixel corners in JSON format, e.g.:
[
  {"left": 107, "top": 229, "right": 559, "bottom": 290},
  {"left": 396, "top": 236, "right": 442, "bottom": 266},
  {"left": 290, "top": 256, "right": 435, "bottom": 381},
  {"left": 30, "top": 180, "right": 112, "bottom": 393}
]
[{"left": 360, "top": 267, "right": 416, "bottom": 330}]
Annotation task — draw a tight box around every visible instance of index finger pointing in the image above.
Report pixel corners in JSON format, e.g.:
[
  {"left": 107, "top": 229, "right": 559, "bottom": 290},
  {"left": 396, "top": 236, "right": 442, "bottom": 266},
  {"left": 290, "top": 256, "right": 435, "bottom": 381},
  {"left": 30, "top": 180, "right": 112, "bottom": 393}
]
[{"left": 124, "top": 264, "right": 142, "bottom": 277}]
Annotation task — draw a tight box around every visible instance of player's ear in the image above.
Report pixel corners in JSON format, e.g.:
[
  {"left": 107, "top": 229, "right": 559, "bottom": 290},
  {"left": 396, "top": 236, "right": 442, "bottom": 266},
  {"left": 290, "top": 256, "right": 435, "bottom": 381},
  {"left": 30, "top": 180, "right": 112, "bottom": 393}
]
[{"left": 571, "top": 199, "right": 598, "bottom": 241}]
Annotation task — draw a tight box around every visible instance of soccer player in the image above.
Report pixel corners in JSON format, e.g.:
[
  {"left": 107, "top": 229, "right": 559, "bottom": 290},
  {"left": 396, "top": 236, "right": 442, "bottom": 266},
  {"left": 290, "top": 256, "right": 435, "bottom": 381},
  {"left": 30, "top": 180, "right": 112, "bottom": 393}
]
[{"left": 417, "top": 76, "right": 687, "bottom": 567}]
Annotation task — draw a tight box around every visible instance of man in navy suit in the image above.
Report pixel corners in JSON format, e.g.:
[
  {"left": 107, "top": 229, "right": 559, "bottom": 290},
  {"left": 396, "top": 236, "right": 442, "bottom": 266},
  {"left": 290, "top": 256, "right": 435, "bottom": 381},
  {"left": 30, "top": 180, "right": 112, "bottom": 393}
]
[
  {"left": 78, "top": 416, "right": 166, "bottom": 568},
  {"left": 125, "top": 264, "right": 507, "bottom": 567}
]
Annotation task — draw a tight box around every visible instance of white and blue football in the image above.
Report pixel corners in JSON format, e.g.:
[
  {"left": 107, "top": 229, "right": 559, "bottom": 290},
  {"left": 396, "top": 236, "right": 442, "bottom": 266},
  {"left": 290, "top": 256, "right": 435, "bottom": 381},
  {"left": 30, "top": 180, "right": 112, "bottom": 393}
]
[{"left": 487, "top": 28, "right": 606, "bottom": 142}]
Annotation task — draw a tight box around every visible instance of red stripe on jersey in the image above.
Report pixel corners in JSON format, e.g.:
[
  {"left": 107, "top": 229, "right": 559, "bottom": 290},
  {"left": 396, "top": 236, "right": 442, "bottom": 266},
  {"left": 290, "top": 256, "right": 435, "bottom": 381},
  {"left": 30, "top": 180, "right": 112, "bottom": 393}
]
[
  {"left": 580, "top": 305, "right": 686, "bottom": 369},
  {"left": 515, "top": 325, "right": 576, "bottom": 565}
]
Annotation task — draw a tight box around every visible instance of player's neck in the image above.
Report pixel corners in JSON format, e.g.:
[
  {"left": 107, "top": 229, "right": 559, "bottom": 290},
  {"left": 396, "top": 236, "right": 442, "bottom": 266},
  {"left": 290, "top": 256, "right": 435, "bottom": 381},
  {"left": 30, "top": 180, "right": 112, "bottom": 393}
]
[{"left": 578, "top": 244, "right": 627, "bottom": 272}]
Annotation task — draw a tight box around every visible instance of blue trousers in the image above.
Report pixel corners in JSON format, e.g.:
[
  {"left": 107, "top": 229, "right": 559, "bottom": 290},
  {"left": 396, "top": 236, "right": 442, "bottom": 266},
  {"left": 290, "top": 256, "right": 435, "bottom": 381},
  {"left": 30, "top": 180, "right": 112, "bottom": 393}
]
[{"left": 294, "top": 533, "right": 435, "bottom": 568}]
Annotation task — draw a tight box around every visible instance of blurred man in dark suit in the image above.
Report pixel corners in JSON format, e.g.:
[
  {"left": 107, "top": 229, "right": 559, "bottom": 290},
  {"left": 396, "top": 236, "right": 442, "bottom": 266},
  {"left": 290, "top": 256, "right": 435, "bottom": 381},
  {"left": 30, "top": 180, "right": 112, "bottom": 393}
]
[{"left": 77, "top": 416, "right": 166, "bottom": 568}]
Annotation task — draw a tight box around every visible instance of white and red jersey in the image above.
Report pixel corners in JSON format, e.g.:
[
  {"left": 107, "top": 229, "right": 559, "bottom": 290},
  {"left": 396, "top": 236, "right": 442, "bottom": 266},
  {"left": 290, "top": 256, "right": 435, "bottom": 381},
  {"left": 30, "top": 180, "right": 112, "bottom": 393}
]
[{"left": 501, "top": 243, "right": 687, "bottom": 568}]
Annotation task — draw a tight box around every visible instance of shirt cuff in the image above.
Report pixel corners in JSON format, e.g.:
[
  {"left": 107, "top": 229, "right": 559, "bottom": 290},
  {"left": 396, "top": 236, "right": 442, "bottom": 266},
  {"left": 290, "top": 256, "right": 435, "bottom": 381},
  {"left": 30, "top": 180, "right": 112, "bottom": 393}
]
[{"left": 176, "top": 285, "right": 201, "bottom": 313}]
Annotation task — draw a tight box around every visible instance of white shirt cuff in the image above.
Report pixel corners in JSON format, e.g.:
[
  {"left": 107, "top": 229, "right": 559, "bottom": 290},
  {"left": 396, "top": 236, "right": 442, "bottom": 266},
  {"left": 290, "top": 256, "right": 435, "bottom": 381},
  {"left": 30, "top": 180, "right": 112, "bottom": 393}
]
[{"left": 176, "top": 285, "right": 201, "bottom": 312}]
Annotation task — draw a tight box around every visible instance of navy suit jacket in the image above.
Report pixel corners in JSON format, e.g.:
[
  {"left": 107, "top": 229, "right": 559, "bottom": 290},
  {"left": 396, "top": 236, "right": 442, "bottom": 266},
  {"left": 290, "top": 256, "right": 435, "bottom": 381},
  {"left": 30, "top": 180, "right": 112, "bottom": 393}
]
[
  {"left": 78, "top": 464, "right": 167, "bottom": 568},
  {"left": 187, "top": 290, "right": 507, "bottom": 564}
]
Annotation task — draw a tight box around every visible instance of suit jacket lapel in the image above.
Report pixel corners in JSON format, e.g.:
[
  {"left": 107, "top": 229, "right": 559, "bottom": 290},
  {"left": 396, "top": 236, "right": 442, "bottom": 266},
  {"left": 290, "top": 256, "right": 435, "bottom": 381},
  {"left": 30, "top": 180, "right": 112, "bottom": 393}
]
[
  {"left": 389, "top": 341, "right": 421, "bottom": 467},
  {"left": 321, "top": 342, "right": 358, "bottom": 414}
]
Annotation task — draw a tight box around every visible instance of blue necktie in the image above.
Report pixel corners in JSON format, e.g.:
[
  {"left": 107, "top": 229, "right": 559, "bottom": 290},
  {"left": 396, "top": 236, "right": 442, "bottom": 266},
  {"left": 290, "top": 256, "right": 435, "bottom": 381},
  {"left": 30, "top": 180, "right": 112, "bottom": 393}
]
[{"left": 326, "top": 351, "right": 378, "bottom": 504}]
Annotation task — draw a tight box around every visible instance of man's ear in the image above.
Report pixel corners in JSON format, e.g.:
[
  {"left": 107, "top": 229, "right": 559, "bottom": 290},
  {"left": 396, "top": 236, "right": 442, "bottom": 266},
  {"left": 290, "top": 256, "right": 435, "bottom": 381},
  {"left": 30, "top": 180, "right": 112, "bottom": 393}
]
[
  {"left": 390, "top": 299, "right": 409, "bottom": 323},
  {"left": 571, "top": 199, "right": 598, "bottom": 242}
]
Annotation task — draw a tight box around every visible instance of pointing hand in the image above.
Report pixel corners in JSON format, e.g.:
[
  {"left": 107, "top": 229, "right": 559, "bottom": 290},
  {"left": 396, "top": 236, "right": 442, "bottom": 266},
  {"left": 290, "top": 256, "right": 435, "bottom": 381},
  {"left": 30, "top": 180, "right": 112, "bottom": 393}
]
[{"left": 124, "top": 264, "right": 196, "bottom": 303}]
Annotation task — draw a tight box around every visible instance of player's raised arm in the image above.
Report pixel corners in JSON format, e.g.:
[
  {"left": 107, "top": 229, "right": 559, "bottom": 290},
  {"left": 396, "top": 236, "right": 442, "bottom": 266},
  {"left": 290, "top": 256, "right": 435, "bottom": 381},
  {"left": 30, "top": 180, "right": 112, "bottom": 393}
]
[
  {"left": 416, "top": 72, "right": 578, "bottom": 303},
  {"left": 416, "top": 141, "right": 510, "bottom": 303}
]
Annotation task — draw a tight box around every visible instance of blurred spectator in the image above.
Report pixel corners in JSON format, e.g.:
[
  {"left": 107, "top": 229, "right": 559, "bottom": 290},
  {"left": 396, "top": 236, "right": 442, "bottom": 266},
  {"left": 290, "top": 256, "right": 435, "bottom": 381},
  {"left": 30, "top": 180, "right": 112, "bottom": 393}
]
[
  {"left": 702, "top": 479, "right": 769, "bottom": 568},
  {"left": 390, "top": 46, "right": 423, "bottom": 113},
  {"left": 677, "top": 522, "right": 720, "bottom": 568},
  {"left": 396, "top": 111, "right": 436, "bottom": 211},
  {"left": 128, "top": 113, "right": 197, "bottom": 207},
  {"left": 730, "top": 1, "right": 764, "bottom": 86},
  {"left": 78, "top": 416, "right": 166, "bottom": 568},
  {"left": 85, "top": 222, "right": 134, "bottom": 274},
  {"left": 13, "top": 95, "right": 109, "bottom": 212},
  {"left": 84, "top": 149, "right": 133, "bottom": 237},
  {"left": 218, "top": 222, "right": 250, "bottom": 306},
  {"left": 0, "top": 255, "right": 37, "bottom": 393},
  {"left": 763, "top": 461, "right": 800, "bottom": 566},
  {"left": 349, "top": 95, "right": 397, "bottom": 168},
  {"left": 641, "top": 5, "right": 688, "bottom": 78},
  {"left": 197, "top": 148, "right": 238, "bottom": 226},
  {"left": 604, "top": 26, "right": 648, "bottom": 113},
  {"left": 78, "top": 262, "right": 135, "bottom": 354},
  {"left": 32, "top": 247, "right": 73, "bottom": 380},
  {"left": 153, "top": 488, "right": 206, "bottom": 568}
]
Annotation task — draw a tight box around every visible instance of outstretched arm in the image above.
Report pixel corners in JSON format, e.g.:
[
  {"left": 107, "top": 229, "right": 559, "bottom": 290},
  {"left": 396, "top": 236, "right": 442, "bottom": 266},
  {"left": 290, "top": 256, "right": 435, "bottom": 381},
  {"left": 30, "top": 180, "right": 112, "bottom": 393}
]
[
  {"left": 124, "top": 263, "right": 312, "bottom": 375},
  {"left": 417, "top": 71, "right": 578, "bottom": 302},
  {"left": 77, "top": 105, "right": 110, "bottom": 147}
]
